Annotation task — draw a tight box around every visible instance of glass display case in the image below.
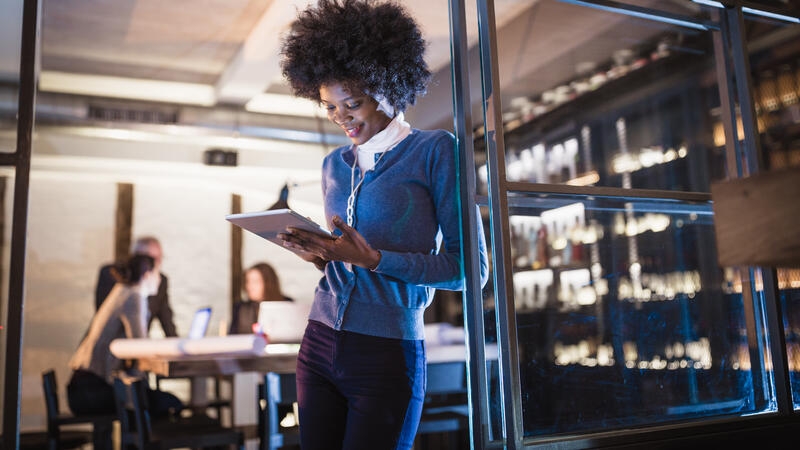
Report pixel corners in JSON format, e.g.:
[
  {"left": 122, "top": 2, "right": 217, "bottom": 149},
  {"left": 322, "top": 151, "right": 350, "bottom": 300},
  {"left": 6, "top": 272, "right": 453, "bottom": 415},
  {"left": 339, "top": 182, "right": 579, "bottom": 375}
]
[
  {"left": 505, "top": 193, "right": 767, "bottom": 436},
  {"left": 475, "top": 0, "right": 725, "bottom": 195}
]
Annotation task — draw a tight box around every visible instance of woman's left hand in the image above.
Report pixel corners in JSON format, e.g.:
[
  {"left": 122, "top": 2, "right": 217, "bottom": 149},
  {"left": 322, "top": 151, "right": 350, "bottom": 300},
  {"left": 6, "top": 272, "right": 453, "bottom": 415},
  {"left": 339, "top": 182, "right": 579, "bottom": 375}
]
[{"left": 278, "top": 215, "right": 381, "bottom": 270}]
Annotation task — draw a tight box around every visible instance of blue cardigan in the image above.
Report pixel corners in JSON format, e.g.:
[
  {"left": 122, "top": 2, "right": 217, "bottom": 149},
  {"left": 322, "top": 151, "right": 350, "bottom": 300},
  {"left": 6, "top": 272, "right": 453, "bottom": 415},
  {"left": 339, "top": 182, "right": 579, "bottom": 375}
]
[{"left": 308, "top": 129, "right": 489, "bottom": 340}]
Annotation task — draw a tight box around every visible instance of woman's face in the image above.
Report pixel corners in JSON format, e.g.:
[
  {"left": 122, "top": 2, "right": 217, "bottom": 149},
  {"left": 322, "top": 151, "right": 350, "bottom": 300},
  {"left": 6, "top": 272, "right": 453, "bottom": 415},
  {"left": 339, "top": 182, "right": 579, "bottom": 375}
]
[
  {"left": 320, "top": 82, "right": 392, "bottom": 146},
  {"left": 244, "top": 269, "right": 265, "bottom": 302}
]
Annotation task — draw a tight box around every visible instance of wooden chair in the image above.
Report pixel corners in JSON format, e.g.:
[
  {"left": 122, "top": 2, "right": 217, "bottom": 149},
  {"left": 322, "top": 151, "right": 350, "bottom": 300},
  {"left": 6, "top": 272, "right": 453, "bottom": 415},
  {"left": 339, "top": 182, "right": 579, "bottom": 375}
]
[
  {"left": 257, "top": 372, "right": 300, "bottom": 450},
  {"left": 42, "top": 369, "right": 117, "bottom": 450},
  {"left": 415, "top": 361, "right": 470, "bottom": 450},
  {"left": 113, "top": 376, "right": 245, "bottom": 450}
]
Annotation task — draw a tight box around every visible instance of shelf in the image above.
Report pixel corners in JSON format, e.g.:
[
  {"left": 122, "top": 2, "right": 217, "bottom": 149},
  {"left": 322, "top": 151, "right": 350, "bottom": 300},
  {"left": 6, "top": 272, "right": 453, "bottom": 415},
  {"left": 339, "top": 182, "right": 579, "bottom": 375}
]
[{"left": 474, "top": 47, "right": 710, "bottom": 150}]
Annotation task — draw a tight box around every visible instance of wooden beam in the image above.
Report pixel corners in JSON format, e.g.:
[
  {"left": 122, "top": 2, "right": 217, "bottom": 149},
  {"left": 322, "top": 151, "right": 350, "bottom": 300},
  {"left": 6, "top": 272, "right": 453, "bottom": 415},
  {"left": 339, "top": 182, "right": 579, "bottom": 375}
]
[
  {"left": 115, "top": 183, "right": 134, "bottom": 262},
  {"left": 712, "top": 166, "right": 800, "bottom": 268},
  {"left": 231, "top": 194, "right": 243, "bottom": 308}
]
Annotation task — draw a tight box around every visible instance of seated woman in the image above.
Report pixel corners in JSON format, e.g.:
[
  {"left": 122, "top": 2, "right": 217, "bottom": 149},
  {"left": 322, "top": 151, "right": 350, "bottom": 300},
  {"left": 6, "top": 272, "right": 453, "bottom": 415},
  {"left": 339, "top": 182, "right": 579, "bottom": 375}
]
[
  {"left": 67, "top": 254, "right": 184, "bottom": 426},
  {"left": 229, "top": 262, "right": 294, "bottom": 335}
]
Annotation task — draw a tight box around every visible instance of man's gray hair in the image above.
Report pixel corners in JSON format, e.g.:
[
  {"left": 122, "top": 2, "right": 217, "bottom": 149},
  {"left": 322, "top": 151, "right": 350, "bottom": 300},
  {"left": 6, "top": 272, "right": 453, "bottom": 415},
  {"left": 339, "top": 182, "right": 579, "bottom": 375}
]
[{"left": 132, "top": 235, "right": 161, "bottom": 254}]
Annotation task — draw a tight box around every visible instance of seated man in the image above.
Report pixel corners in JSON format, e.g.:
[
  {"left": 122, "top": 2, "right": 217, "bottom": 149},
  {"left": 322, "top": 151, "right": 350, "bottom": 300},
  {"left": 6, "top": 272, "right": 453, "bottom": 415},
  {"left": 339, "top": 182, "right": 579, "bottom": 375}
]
[{"left": 95, "top": 236, "right": 177, "bottom": 337}]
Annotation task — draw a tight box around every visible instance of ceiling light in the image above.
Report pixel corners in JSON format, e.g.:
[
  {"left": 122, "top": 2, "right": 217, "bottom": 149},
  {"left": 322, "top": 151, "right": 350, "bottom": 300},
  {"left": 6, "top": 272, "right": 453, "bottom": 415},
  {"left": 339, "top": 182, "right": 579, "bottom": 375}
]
[
  {"left": 39, "top": 71, "right": 216, "bottom": 106},
  {"left": 245, "top": 93, "right": 325, "bottom": 117}
]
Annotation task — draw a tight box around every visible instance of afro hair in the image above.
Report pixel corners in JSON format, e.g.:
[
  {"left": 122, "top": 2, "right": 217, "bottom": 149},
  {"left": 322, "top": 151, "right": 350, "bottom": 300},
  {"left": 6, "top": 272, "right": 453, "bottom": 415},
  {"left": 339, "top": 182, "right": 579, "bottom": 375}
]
[{"left": 280, "top": 0, "right": 431, "bottom": 113}]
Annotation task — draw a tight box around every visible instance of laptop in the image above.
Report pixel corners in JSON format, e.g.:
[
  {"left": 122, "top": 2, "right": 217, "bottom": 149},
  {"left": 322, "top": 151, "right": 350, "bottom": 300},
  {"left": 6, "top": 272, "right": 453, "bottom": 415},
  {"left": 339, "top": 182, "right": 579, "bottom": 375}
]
[
  {"left": 257, "top": 302, "right": 311, "bottom": 343},
  {"left": 187, "top": 307, "right": 212, "bottom": 339}
]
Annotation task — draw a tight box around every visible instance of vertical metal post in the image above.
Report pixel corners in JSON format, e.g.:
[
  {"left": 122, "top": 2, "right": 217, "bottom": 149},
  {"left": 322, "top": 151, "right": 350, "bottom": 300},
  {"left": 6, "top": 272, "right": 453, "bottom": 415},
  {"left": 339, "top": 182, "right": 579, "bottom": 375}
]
[
  {"left": 710, "top": 9, "right": 743, "bottom": 179},
  {"left": 448, "top": 0, "right": 492, "bottom": 448},
  {"left": 724, "top": 6, "right": 762, "bottom": 176},
  {"left": 475, "top": 0, "right": 523, "bottom": 447},
  {"left": 2, "top": 0, "right": 38, "bottom": 448}
]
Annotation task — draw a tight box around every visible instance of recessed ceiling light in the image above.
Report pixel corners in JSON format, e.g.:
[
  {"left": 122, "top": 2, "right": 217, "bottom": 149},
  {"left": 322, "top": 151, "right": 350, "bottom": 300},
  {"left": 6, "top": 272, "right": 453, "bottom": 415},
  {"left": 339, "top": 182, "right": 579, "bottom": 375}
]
[
  {"left": 245, "top": 93, "right": 325, "bottom": 117},
  {"left": 39, "top": 71, "right": 217, "bottom": 106}
]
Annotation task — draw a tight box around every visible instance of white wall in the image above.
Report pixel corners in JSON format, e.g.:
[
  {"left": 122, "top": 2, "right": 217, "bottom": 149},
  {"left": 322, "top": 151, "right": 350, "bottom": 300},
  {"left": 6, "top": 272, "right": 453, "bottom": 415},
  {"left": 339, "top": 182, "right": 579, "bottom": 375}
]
[{"left": 14, "top": 127, "right": 328, "bottom": 430}]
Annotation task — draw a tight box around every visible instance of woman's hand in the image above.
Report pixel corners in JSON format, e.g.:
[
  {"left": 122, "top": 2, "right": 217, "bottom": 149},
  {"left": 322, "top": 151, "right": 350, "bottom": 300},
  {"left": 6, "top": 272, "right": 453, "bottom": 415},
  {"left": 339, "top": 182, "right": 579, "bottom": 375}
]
[
  {"left": 277, "top": 231, "right": 332, "bottom": 270},
  {"left": 278, "top": 215, "right": 381, "bottom": 270},
  {"left": 297, "top": 250, "right": 330, "bottom": 271}
]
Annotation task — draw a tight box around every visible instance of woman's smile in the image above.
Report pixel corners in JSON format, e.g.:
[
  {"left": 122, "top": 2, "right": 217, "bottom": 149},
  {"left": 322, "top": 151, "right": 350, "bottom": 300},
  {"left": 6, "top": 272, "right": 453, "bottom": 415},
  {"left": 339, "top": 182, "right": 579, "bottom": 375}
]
[{"left": 320, "top": 82, "right": 392, "bottom": 145}]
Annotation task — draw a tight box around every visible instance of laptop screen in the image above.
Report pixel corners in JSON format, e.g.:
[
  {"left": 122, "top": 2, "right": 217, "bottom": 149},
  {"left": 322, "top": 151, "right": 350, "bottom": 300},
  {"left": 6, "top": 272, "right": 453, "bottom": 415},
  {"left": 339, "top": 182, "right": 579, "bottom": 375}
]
[
  {"left": 257, "top": 302, "right": 310, "bottom": 343},
  {"left": 188, "top": 307, "right": 212, "bottom": 339}
]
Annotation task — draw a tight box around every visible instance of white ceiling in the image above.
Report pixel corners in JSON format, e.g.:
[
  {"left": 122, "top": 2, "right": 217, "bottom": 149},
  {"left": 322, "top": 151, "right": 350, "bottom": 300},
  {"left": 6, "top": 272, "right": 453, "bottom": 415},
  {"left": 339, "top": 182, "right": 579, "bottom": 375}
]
[
  {"left": 29, "top": 0, "right": 532, "bottom": 117},
  {"left": 0, "top": 0, "right": 707, "bottom": 131}
]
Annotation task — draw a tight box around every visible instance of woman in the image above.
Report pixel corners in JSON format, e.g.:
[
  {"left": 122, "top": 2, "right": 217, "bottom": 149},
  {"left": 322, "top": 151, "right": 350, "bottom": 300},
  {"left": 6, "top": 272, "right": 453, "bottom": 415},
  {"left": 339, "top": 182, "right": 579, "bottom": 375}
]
[
  {"left": 278, "top": 1, "right": 489, "bottom": 448},
  {"left": 229, "top": 262, "right": 293, "bottom": 335},
  {"left": 67, "top": 254, "right": 183, "bottom": 422}
]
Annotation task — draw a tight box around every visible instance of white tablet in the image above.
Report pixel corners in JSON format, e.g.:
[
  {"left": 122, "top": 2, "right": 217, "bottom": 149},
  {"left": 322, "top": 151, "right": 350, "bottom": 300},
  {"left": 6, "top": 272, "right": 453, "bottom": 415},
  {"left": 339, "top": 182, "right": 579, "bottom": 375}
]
[{"left": 225, "top": 208, "right": 331, "bottom": 254}]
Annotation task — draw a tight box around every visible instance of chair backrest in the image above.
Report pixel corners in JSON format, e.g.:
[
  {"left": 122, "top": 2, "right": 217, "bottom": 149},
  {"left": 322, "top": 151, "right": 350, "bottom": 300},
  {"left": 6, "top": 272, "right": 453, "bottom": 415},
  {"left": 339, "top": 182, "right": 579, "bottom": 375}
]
[
  {"left": 426, "top": 362, "right": 467, "bottom": 395},
  {"left": 42, "top": 369, "right": 118, "bottom": 450},
  {"left": 259, "top": 372, "right": 298, "bottom": 450},
  {"left": 416, "top": 361, "right": 470, "bottom": 438},
  {"left": 41, "top": 370, "right": 61, "bottom": 437}
]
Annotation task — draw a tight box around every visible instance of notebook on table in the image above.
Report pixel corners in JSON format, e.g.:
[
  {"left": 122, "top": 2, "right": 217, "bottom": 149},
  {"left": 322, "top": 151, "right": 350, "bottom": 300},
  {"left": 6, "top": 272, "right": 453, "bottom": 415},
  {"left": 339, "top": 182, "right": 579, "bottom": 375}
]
[{"left": 257, "top": 302, "right": 311, "bottom": 344}]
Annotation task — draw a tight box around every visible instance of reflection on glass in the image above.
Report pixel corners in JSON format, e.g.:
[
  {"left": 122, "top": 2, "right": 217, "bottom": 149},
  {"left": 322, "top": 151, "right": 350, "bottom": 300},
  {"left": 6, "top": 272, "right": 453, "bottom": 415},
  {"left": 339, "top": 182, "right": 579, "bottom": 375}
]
[
  {"left": 501, "top": 193, "right": 771, "bottom": 437},
  {"left": 0, "top": 0, "right": 22, "bottom": 153},
  {"left": 476, "top": 0, "right": 725, "bottom": 193},
  {"left": 743, "top": 16, "right": 800, "bottom": 172}
]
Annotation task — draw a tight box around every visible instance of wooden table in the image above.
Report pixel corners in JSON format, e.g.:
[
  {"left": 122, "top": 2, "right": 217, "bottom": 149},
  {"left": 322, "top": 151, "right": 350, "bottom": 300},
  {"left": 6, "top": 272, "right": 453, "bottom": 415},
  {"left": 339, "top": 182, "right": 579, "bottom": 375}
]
[
  {"left": 137, "top": 345, "right": 300, "bottom": 377},
  {"left": 136, "top": 343, "right": 492, "bottom": 378}
]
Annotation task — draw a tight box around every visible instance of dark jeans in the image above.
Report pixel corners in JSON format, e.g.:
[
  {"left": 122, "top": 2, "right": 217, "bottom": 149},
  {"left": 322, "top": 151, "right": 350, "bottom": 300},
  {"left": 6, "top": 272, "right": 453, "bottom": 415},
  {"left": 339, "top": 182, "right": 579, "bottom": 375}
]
[
  {"left": 67, "top": 369, "right": 184, "bottom": 449},
  {"left": 296, "top": 320, "right": 426, "bottom": 450}
]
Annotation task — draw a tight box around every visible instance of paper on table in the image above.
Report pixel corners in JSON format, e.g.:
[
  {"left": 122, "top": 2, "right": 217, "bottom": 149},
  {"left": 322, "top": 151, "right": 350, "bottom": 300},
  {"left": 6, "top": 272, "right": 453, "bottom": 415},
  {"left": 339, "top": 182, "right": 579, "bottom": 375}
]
[{"left": 109, "top": 335, "right": 267, "bottom": 359}]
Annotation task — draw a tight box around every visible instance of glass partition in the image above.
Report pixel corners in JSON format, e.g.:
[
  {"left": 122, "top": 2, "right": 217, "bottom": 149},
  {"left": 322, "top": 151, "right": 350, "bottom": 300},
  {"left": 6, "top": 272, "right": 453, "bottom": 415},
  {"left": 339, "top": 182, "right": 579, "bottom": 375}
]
[
  {"left": 505, "top": 192, "right": 770, "bottom": 437},
  {"left": 740, "top": 4, "right": 800, "bottom": 411},
  {"left": 476, "top": 0, "right": 725, "bottom": 194}
]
